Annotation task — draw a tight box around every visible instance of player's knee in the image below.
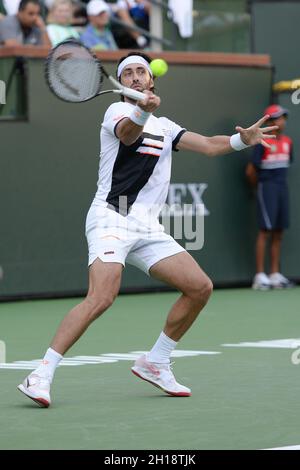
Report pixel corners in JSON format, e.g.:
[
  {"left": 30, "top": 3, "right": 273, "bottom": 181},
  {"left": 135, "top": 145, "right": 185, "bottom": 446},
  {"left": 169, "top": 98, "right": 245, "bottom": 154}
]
[
  {"left": 85, "top": 293, "right": 115, "bottom": 321},
  {"left": 200, "top": 278, "right": 213, "bottom": 302},
  {"left": 188, "top": 277, "right": 213, "bottom": 304}
]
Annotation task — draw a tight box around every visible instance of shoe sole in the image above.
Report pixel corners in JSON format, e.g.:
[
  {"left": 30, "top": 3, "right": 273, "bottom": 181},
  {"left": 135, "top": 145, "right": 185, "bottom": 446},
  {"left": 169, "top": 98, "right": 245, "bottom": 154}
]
[
  {"left": 270, "top": 284, "right": 294, "bottom": 289},
  {"left": 17, "top": 384, "right": 50, "bottom": 408},
  {"left": 131, "top": 368, "right": 191, "bottom": 397},
  {"left": 252, "top": 284, "right": 271, "bottom": 291}
]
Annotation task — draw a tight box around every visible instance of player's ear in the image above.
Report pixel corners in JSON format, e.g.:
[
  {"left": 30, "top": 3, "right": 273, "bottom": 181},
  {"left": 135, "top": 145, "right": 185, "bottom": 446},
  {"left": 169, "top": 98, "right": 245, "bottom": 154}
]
[{"left": 149, "top": 75, "right": 154, "bottom": 89}]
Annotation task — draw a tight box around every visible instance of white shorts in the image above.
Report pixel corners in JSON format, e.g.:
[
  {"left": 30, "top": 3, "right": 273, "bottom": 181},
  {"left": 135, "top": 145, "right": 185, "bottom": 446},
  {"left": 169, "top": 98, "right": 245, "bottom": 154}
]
[{"left": 85, "top": 204, "right": 185, "bottom": 275}]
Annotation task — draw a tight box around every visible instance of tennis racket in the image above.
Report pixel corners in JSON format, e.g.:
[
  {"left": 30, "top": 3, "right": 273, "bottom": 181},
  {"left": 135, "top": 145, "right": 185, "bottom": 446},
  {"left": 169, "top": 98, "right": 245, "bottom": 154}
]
[{"left": 45, "top": 39, "right": 146, "bottom": 103}]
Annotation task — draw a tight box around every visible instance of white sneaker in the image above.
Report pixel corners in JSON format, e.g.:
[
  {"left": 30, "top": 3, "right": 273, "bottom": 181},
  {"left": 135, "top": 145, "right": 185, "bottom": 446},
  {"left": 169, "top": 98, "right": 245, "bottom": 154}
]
[
  {"left": 269, "top": 272, "right": 294, "bottom": 289},
  {"left": 131, "top": 355, "right": 191, "bottom": 397},
  {"left": 252, "top": 272, "right": 271, "bottom": 290},
  {"left": 17, "top": 373, "right": 51, "bottom": 408}
]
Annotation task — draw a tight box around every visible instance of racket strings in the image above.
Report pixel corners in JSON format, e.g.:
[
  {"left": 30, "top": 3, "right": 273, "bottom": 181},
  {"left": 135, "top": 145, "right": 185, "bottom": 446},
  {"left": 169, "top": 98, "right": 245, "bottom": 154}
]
[{"left": 47, "top": 44, "right": 103, "bottom": 102}]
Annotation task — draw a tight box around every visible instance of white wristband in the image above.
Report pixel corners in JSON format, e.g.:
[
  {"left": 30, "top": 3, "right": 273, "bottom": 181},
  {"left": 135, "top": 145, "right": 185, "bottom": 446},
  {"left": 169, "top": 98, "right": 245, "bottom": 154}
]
[
  {"left": 129, "top": 105, "right": 151, "bottom": 127},
  {"left": 230, "top": 133, "right": 250, "bottom": 151}
]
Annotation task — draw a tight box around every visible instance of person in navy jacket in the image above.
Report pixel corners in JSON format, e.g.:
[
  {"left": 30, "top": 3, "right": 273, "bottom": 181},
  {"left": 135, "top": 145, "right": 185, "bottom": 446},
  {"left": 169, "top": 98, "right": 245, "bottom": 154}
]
[{"left": 246, "top": 104, "right": 294, "bottom": 289}]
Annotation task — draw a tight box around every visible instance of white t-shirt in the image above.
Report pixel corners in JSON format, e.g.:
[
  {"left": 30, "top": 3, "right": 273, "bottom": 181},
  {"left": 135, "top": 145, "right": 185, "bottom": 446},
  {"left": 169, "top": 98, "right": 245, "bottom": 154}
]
[
  {"left": 92, "top": 101, "right": 186, "bottom": 225},
  {"left": 46, "top": 24, "right": 80, "bottom": 47},
  {"left": 117, "top": 0, "right": 138, "bottom": 10}
]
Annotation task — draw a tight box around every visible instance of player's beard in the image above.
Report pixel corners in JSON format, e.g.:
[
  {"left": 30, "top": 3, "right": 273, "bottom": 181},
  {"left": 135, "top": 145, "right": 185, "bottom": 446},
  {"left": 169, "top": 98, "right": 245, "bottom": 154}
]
[{"left": 132, "top": 78, "right": 154, "bottom": 94}]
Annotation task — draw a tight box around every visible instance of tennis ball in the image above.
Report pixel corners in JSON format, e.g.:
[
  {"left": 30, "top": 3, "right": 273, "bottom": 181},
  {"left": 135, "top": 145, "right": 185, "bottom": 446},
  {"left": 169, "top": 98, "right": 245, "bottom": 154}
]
[{"left": 150, "top": 59, "right": 168, "bottom": 77}]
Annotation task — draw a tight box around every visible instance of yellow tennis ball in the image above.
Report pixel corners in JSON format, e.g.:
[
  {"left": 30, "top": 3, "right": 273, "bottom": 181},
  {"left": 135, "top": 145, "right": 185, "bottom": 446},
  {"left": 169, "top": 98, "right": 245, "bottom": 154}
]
[{"left": 150, "top": 59, "right": 168, "bottom": 77}]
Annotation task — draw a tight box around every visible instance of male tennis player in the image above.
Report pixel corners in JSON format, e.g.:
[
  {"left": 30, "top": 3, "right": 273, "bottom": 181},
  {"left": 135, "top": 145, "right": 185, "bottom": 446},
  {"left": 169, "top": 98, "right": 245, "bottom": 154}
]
[{"left": 18, "top": 52, "right": 277, "bottom": 407}]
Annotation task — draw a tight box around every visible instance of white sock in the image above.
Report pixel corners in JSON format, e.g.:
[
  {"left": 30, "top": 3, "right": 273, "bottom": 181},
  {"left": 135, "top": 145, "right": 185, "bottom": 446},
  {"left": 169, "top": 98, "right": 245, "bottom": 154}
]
[
  {"left": 33, "top": 347, "right": 63, "bottom": 382},
  {"left": 146, "top": 332, "right": 177, "bottom": 364}
]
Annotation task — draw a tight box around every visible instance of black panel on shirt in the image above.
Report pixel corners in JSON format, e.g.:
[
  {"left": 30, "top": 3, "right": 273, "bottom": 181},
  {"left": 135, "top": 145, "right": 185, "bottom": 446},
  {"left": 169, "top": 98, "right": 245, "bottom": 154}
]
[
  {"left": 142, "top": 132, "right": 164, "bottom": 142},
  {"left": 106, "top": 132, "right": 164, "bottom": 215}
]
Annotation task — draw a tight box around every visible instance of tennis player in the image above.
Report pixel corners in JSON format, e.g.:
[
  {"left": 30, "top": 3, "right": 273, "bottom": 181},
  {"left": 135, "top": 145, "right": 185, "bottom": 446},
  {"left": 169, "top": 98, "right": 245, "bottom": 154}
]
[{"left": 18, "top": 52, "right": 278, "bottom": 407}]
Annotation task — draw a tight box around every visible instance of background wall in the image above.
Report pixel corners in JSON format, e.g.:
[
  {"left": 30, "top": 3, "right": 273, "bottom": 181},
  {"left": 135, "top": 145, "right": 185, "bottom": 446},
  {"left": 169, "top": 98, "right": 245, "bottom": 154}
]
[
  {"left": 251, "top": 0, "right": 300, "bottom": 82},
  {"left": 1, "top": 54, "right": 293, "bottom": 299},
  {"left": 251, "top": 0, "right": 300, "bottom": 285}
]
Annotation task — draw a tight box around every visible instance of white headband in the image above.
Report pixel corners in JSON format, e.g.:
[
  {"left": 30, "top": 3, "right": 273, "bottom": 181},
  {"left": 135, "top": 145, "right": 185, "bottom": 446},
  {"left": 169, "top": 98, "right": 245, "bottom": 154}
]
[{"left": 117, "top": 56, "right": 153, "bottom": 79}]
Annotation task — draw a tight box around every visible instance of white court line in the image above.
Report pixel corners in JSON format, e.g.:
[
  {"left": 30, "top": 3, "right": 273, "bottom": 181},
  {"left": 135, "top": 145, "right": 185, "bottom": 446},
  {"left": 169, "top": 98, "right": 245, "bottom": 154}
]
[
  {"left": 222, "top": 339, "right": 300, "bottom": 349},
  {"left": 0, "top": 349, "right": 220, "bottom": 370},
  {"left": 0, "top": 341, "right": 6, "bottom": 363},
  {"left": 263, "top": 445, "right": 300, "bottom": 450}
]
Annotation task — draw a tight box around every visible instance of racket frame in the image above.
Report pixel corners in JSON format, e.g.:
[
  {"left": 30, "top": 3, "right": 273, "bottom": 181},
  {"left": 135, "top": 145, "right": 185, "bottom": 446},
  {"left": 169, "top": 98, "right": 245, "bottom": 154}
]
[{"left": 45, "top": 40, "right": 145, "bottom": 103}]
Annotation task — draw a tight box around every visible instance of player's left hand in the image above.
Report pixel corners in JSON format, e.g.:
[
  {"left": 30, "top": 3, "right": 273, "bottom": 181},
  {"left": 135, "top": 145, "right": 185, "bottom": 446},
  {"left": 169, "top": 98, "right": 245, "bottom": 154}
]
[{"left": 235, "top": 115, "right": 278, "bottom": 149}]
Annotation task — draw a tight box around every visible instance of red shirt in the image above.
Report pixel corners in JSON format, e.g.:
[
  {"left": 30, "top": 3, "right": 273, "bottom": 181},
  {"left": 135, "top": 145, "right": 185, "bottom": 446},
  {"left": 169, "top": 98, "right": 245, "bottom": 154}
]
[{"left": 252, "top": 134, "right": 293, "bottom": 182}]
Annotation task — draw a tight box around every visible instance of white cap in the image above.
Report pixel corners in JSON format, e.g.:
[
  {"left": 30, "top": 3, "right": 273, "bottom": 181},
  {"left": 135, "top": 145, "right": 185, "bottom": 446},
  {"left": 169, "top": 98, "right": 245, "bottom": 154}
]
[{"left": 87, "top": 0, "right": 109, "bottom": 16}]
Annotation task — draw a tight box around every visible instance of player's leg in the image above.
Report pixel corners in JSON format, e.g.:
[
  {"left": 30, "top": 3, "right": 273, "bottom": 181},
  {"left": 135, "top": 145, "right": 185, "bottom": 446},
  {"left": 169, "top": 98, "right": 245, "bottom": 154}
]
[
  {"left": 130, "top": 243, "right": 212, "bottom": 397},
  {"left": 149, "top": 251, "right": 213, "bottom": 342},
  {"left": 50, "top": 258, "right": 123, "bottom": 354},
  {"left": 17, "top": 259, "right": 123, "bottom": 407}
]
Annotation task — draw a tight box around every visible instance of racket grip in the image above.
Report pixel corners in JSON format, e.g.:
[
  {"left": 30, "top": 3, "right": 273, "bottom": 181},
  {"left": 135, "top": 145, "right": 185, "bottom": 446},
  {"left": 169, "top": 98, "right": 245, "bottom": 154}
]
[
  {"left": 121, "top": 86, "right": 146, "bottom": 101},
  {"left": 108, "top": 75, "right": 145, "bottom": 101}
]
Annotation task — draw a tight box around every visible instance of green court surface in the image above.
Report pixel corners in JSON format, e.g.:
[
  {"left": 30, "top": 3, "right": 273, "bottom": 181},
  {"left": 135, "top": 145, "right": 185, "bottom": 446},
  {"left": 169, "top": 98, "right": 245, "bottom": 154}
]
[{"left": 1, "top": 288, "right": 300, "bottom": 450}]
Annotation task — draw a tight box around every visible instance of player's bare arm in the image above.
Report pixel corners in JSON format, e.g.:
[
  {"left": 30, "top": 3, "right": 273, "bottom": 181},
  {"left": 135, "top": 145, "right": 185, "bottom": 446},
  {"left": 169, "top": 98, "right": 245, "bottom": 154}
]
[
  {"left": 115, "top": 91, "right": 161, "bottom": 146},
  {"left": 176, "top": 114, "right": 278, "bottom": 156}
]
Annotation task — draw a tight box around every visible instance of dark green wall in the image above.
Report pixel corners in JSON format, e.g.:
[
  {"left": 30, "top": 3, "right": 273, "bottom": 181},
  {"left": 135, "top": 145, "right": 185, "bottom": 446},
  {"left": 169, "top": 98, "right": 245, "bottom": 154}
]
[
  {"left": 1, "top": 58, "right": 286, "bottom": 299},
  {"left": 252, "top": 0, "right": 300, "bottom": 279},
  {"left": 252, "top": 1, "right": 300, "bottom": 82}
]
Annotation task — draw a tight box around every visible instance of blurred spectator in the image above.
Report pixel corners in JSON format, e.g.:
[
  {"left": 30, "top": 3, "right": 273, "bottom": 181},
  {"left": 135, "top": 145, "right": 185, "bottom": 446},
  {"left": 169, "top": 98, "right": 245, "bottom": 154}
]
[
  {"left": 72, "top": 1, "right": 88, "bottom": 27},
  {"left": 80, "top": 0, "right": 117, "bottom": 50},
  {"left": 47, "top": 0, "right": 80, "bottom": 46},
  {"left": 113, "top": 0, "right": 149, "bottom": 49},
  {"left": 44, "top": 1, "right": 88, "bottom": 27},
  {"left": 0, "top": 0, "right": 51, "bottom": 45}
]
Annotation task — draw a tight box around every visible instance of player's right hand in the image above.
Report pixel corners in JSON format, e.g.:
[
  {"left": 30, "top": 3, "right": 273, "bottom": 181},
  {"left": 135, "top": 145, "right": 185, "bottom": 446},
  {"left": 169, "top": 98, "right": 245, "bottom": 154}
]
[{"left": 138, "top": 90, "right": 161, "bottom": 113}]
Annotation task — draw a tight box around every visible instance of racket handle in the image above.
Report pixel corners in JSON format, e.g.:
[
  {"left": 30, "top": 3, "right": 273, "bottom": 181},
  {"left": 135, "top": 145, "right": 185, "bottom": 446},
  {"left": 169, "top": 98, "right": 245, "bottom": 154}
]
[
  {"left": 121, "top": 86, "right": 146, "bottom": 101},
  {"left": 109, "top": 75, "right": 145, "bottom": 101}
]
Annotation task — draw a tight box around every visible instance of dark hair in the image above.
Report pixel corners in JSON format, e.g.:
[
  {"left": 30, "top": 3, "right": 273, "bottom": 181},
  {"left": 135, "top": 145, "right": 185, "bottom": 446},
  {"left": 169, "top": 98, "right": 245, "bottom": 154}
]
[
  {"left": 19, "top": 0, "right": 40, "bottom": 11},
  {"left": 117, "top": 52, "right": 155, "bottom": 101}
]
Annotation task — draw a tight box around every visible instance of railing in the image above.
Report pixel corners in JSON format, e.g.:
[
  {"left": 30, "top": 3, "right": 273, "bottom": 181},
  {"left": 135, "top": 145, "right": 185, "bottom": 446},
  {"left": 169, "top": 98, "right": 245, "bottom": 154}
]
[
  {"left": 110, "top": 16, "right": 173, "bottom": 49},
  {"left": 148, "top": 0, "right": 173, "bottom": 52}
]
